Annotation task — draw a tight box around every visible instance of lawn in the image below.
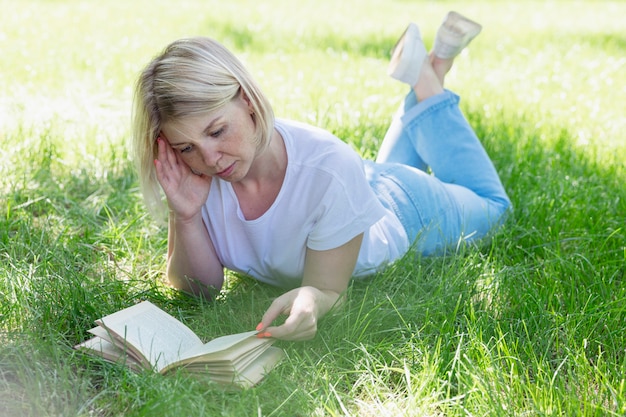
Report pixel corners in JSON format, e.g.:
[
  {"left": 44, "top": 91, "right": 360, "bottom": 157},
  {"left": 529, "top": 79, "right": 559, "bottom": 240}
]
[{"left": 1, "top": 0, "right": 625, "bottom": 416}]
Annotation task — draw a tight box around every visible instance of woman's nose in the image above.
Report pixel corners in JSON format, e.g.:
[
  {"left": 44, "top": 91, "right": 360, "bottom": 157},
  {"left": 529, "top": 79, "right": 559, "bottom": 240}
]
[{"left": 199, "top": 142, "right": 221, "bottom": 167}]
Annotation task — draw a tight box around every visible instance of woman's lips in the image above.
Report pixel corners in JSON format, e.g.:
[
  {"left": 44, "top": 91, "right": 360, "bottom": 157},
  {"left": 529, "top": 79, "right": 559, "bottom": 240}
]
[{"left": 216, "top": 163, "right": 235, "bottom": 178}]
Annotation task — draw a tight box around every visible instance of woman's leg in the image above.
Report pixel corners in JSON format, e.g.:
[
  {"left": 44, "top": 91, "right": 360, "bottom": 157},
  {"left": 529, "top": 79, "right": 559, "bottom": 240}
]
[
  {"left": 377, "top": 22, "right": 433, "bottom": 170},
  {"left": 375, "top": 51, "right": 447, "bottom": 169},
  {"left": 370, "top": 90, "right": 510, "bottom": 255},
  {"left": 402, "top": 89, "right": 511, "bottom": 210},
  {"left": 375, "top": 90, "right": 429, "bottom": 171},
  {"left": 377, "top": 11, "right": 483, "bottom": 167},
  {"left": 373, "top": 16, "right": 510, "bottom": 254}
]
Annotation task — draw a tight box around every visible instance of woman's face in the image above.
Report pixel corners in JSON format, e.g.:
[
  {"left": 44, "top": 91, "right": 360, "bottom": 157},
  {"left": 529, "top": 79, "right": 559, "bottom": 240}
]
[{"left": 160, "top": 93, "right": 258, "bottom": 182}]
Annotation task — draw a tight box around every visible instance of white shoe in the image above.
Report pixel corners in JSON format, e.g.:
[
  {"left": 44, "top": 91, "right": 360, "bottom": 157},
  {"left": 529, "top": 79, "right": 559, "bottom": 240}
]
[
  {"left": 433, "top": 11, "right": 482, "bottom": 59},
  {"left": 387, "top": 23, "right": 427, "bottom": 86}
]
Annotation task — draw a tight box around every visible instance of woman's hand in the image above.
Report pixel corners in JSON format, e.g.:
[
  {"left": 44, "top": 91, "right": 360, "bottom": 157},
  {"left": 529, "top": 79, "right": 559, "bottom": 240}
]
[
  {"left": 156, "top": 137, "right": 224, "bottom": 295},
  {"left": 256, "top": 233, "right": 364, "bottom": 341},
  {"left": 154, "top": 137, "right": 212, "bottom": 221},
  {"left": 256, "top": 286, "right": 342, "bottom": 341}
]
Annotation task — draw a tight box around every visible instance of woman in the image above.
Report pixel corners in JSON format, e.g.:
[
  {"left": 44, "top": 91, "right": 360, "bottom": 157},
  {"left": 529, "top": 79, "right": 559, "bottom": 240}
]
[{"left": 132, "top": 11, "right": 511, "bottom": 341}]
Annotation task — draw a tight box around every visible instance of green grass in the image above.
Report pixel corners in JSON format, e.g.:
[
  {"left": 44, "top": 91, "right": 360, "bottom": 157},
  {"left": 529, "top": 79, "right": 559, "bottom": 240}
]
[{"left": 1, "top": 0, "right": 625, "bottom": 415}]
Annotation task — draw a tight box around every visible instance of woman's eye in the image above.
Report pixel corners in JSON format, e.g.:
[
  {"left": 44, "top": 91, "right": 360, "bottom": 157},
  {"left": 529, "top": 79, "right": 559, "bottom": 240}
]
[
  {"left": 210, "top": 128, "right": 224, "bottom": 138},
  {"left": 180, "top": 145, "right": 193, "bottom": 153}
]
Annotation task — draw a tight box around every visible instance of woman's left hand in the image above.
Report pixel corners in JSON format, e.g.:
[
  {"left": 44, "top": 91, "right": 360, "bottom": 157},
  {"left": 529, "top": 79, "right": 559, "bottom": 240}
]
[
  {"left": 256, "top": 286, "right": 341, "bottom": 341},
  {"left": 256, "top": 233, "right": 364, "bottom": 341}
]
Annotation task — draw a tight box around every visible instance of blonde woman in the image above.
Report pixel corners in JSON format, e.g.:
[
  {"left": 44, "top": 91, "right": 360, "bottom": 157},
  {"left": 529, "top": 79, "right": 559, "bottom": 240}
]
[{"left": 132, "top": 12, "right": 510, "bottom": 341}]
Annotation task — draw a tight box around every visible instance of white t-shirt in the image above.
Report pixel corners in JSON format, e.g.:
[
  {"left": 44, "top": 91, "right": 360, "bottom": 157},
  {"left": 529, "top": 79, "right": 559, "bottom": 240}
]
[{"left": 201, "top": 119, "right": 408, "bottom": 287}]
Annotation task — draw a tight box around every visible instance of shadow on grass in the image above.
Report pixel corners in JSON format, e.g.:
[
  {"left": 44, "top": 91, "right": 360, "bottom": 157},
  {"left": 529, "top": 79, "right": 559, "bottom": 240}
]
[
  {"left": 0, "top": 132, "right": 178, "bottom": 342},
  {"left": 284, "top": 108, "right": 626, "bottom": 408},
  {"left": 1, "top": 101, "right": 624, "bottom": 414}
]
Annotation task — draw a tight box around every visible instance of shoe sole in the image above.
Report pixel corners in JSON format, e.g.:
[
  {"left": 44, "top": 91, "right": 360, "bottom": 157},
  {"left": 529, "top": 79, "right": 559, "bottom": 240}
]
[{"left": 387, "top": 23, "right": 427, "bottom": 86}]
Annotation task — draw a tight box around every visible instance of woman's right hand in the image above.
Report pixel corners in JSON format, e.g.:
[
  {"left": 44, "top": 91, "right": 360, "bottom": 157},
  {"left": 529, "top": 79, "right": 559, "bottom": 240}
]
[{"left": 154, "top": 137, "right": 212, "bottom": 222}]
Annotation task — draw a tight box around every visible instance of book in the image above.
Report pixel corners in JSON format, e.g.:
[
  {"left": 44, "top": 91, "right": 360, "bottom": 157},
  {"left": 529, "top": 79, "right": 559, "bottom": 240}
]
[{"left": 74, "top": 301, "right": 284, "bottom": 388}]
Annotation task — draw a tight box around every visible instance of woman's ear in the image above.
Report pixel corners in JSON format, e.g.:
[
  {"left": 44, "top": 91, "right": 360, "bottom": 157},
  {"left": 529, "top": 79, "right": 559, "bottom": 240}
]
[{"left": 240, "top": 89, "right": 254, "bottom": 114}]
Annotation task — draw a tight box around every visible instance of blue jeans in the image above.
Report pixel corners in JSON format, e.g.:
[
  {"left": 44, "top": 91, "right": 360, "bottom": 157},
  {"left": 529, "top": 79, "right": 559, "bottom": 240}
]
[{"left": 366, "top": 89, "right": 511, "bottom": 255}]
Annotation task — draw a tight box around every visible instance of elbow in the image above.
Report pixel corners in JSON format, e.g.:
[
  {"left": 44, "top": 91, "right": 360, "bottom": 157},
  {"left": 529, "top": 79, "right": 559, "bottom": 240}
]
[{"left": 166, "top": 270, "right": 224, "bottom": 300}]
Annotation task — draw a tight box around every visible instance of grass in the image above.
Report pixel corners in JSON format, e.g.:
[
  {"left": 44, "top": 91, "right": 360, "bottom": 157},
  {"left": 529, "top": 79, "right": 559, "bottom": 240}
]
[{"left": 1, "top": 0, "right": 625, "bottom": 415}]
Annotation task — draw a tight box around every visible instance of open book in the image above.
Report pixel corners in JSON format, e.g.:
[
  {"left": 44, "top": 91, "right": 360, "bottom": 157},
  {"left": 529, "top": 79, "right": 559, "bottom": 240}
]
[{"left": 74, "top": 301, "right": 284, "bottom": 388}]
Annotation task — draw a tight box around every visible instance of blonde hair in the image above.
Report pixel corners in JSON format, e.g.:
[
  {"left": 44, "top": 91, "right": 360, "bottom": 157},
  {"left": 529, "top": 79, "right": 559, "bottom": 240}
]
[{"left": 132, "top": 37, "right": 274, "bottom": 218}]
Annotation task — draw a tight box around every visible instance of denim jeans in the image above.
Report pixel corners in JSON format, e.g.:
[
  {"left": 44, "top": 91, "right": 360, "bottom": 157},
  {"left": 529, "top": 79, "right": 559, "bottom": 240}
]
[{"left": 366, "top": 89, "right": 511, "bottom": 255}]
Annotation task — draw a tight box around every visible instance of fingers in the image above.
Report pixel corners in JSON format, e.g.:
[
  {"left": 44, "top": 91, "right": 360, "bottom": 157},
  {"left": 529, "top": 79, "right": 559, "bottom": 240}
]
[
  {"left": 256, "top": 295, "right": 292, "bottom": 333},
  {"left": 154, "top": 136, "right": 212, "bottom": 222},
  {"left": 155, "top": 137, "right": 188, "bottom": 190},
  {"left": 163, "top": 136, "right": 179, "bottom": 167},
  {"left": 256, "top": 288, "right": 319, "bottom": 341},
  {"left": 154, "top": 137, "right": 171, "bottom": 183},
  {"left": 156, "top": 137, "right": 178, "bottom": 174},
  {"left": 266, "top": 314, "right": 317, "bottom": 341}
]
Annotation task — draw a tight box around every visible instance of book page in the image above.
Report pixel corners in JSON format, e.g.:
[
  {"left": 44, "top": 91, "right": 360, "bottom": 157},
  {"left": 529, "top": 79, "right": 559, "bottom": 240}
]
[
  {"left": 179, "top": 331, "right": 259, "bottom": 359},
  {"left": 161, "top": 331, "right": 269, "bottom": 372},
  {"left": 96, "top": 301, "right": 203, "bottom": 371},
  {"left": 208, "top": 347, "right": 285, "bottom": 388},
  {"left": 89, "top": 325, "right": 116, "bottom": 344},
  {"left": 168, "top": 346, "right": 284, "bottom": 388},
  {"left": 86, "top": 326, "right": 146, "bottom": 366},
  {"left": 75, "top": 337, "right": 146, "bottom": 372}
]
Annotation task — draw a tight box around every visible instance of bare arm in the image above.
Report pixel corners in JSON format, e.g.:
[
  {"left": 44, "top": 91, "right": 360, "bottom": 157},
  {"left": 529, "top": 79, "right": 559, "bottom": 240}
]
[
  {"left": 155, "top": 137, "right": 224, "bottom": 297},
  {"left": 257, "top": 233, "right": 364, "bottom": 341},
  {"left": 166, "top": 213, "right": 224, "bottom": 298}
]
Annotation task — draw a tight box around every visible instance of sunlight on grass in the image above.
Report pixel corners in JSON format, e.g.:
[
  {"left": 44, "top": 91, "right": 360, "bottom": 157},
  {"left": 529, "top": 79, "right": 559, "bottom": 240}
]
[{"left": 1, "top": 0, "right": 625, "bottom": 415}]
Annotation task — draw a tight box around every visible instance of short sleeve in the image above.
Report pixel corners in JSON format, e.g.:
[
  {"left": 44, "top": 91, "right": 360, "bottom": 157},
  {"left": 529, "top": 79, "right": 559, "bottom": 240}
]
[{"left": 305, "top": 148, "right": 386, "bottom": 251}]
